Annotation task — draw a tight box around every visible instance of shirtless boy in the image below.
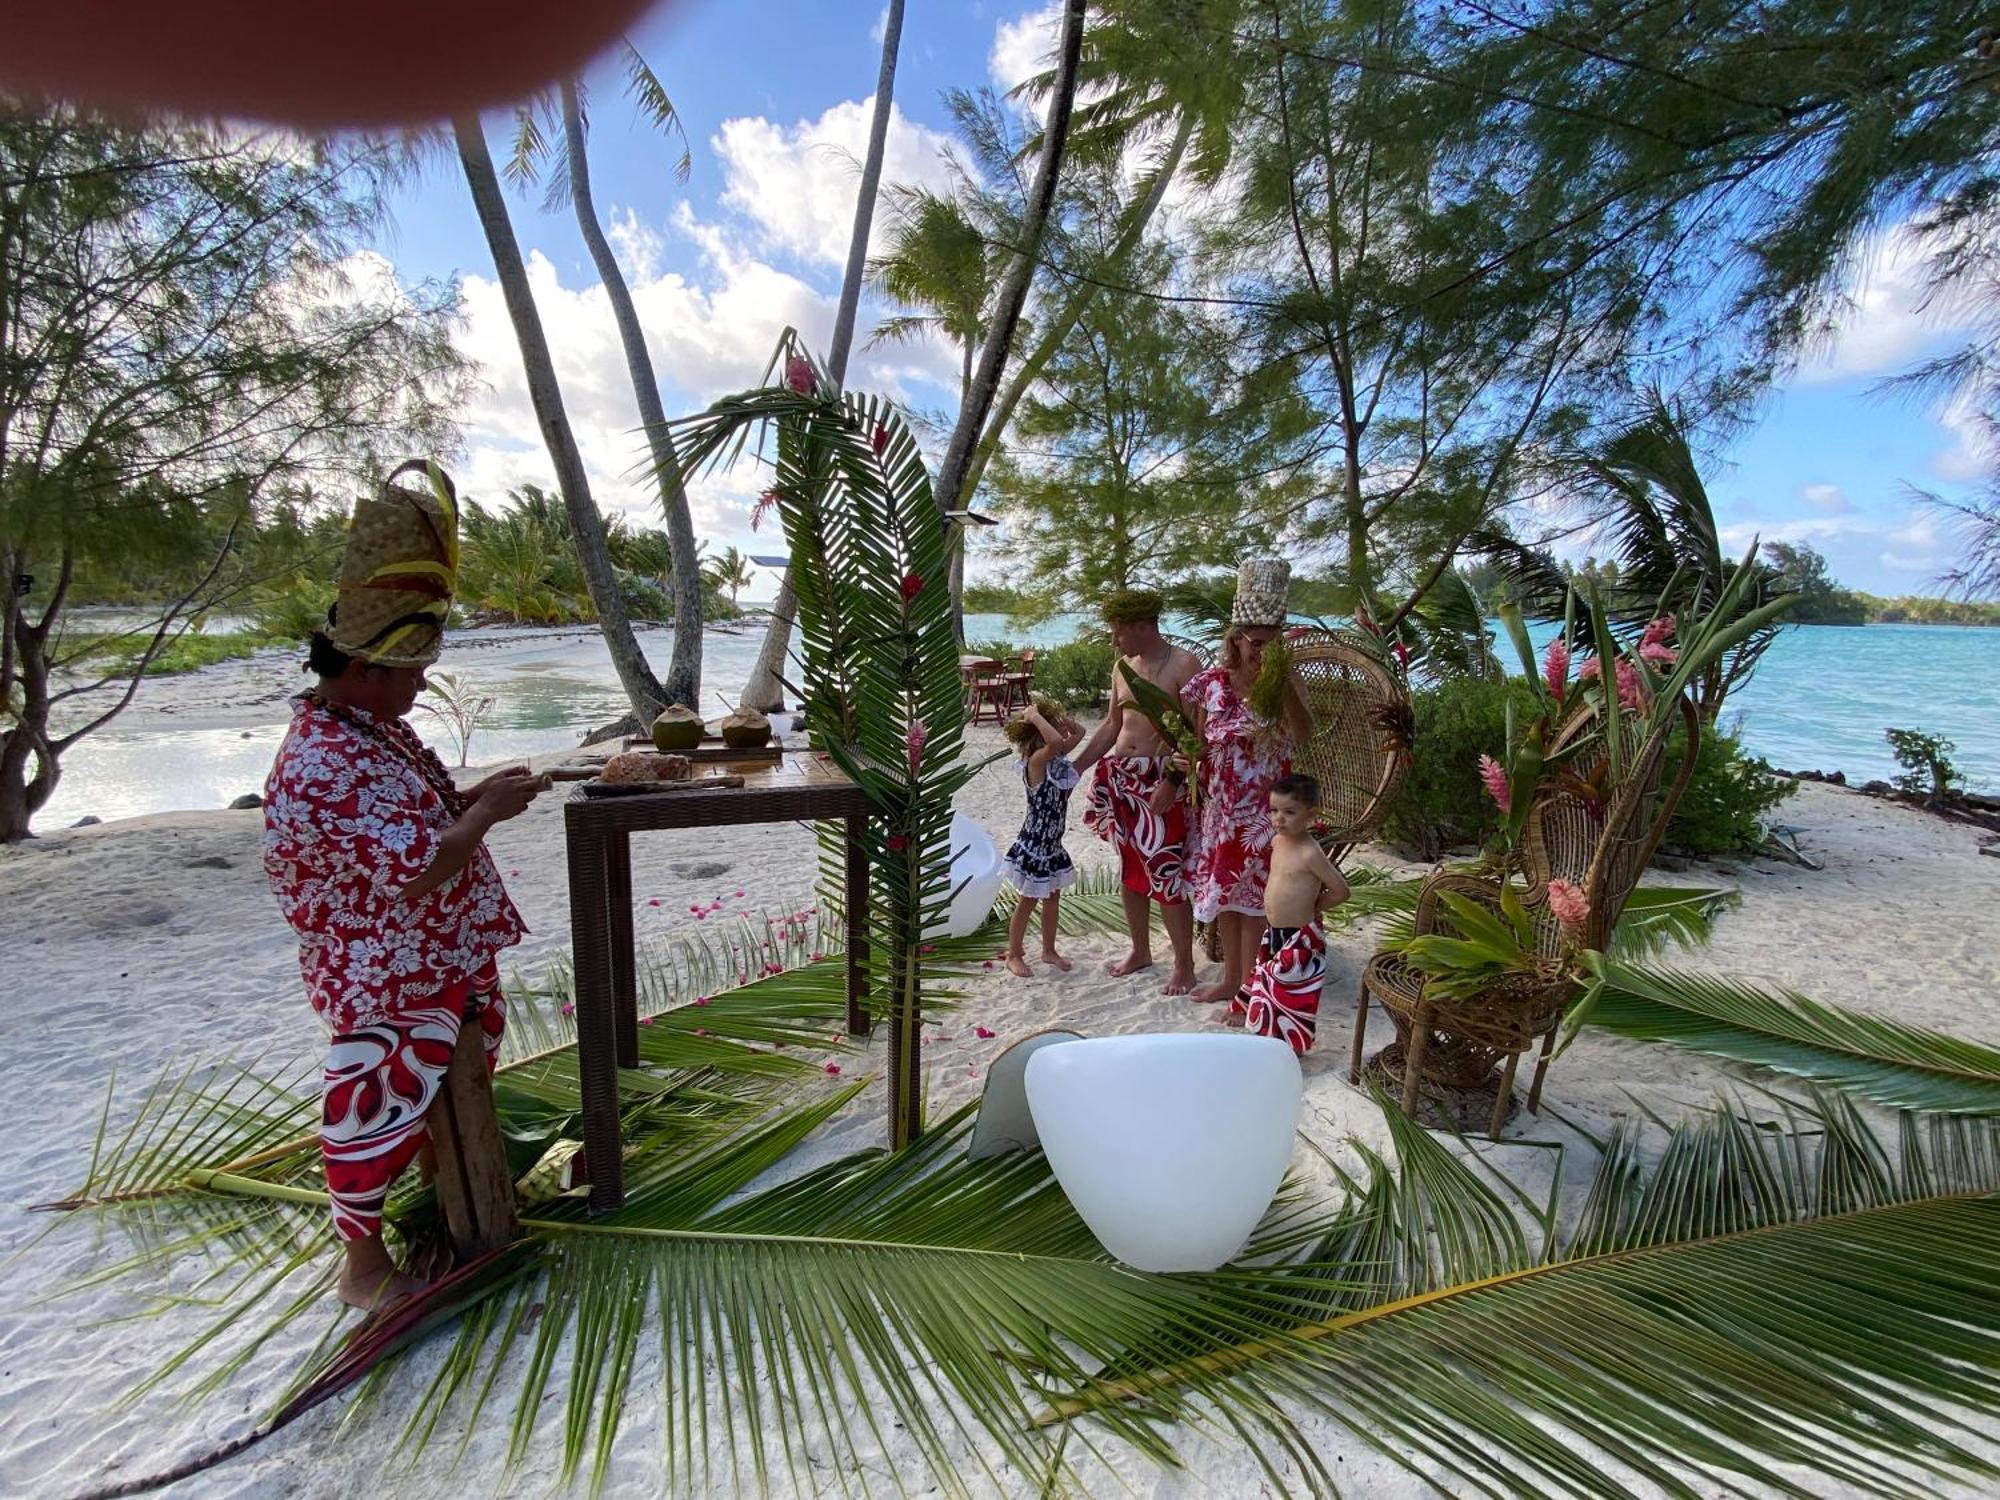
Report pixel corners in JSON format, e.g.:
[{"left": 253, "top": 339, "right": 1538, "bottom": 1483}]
[
  {"left": 1222, "top": 773, "right": 1349, "bottom": 1054},
  {"left": 1075, "top": 589, "right": 1203, "bottom": 994}
]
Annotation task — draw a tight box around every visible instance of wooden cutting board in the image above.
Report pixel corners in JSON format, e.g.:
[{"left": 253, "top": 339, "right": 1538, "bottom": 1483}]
[
  {"left": 581, "top": 773, "right": 747, "bottom": 798},
  {"left": 620, "top": 737, "right": 783, "bottom": 764}
]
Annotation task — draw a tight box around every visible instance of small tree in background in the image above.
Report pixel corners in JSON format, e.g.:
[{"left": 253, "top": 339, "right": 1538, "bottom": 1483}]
[{"left": 1886, "top": 727, "right": 1962, "bottom": 805}]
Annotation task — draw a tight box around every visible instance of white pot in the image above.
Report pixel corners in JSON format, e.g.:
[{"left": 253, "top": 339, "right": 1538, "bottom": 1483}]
[{"left": 1025, "top": 1034, "right": 1302, "bottom": 1272}]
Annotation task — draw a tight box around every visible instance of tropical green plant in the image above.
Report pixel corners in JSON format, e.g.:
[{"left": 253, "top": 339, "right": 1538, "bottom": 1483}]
[
  {"left": 669, "top": 332, "right": 981, "bottom": 1147},
  {"left": 701, "top": 546, "right": 756, "bottom": 608},
  {"left": 417, "top": 670, "right": 495, "bottom": 767},
  {"left": 1383, "top": 674, "right": 1540, "bottom": 859},
  {"left": 1886, "top": 726, "right": 1962, "bottom": 803},
  {"left": 1577, "top": 956, "right": 2000, "bottom": 1115},
  {"left": 0, "top": 105, "right": 464, "bottom": 841},
  {"left": 53, "top": 1021, "right": 2000, "bottom": 1499},
  {"left": 1661, "top": 726, "right": 1798, "bottom": 857}
]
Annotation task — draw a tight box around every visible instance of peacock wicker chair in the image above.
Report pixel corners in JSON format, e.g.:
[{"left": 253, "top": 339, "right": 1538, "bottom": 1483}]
[
  {"left": 1352, "top": 689, "right": 1700, "bottom": 1135},
  {"left": 1284, "top": 629, "right": 1413, "bottom": 863}
]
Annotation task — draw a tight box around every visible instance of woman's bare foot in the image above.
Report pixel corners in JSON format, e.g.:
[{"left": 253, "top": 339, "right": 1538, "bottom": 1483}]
[
  {"left": 1189, "top": 979, "right": 1236, "bottom": 1004},
  {"left": 1041, "top": 948, "right": 1073, "bottom": 972},
  {"left": 1162, "top": 963, "right": 1197, "bottom": 996},
  {"left": 1004, "top": 954, "right": 1033, "bottom": 978},
  {"left": 337, "top": 1264, "right": 424, "bottom": 1313},
  {"left": 1107, "top": 951, "right": 1154, "bottom": 977},
  {"left": 1215, "top": 1007, "right": 1246, "bottom": 1028}
]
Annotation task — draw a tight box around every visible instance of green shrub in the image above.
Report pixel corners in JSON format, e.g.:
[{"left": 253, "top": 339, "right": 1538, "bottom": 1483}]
[
  {"left": 244, "top": 573, "right": 331, "bottom": 641},
  {"left": 1029, "top": 635, "right": 1118, "bottom": 711},
  {"left": 1885, "top": 727, "right": 1961, "bottom": 803},
  {"left": 1662, "top": 728, "right": 1798, "bottom": 856},
  {"left": 1383, "top": 675, "right": 1538, "bottom": 859},
  {"left": 63, "top": 628, "right": 273, "bottom": 677}
]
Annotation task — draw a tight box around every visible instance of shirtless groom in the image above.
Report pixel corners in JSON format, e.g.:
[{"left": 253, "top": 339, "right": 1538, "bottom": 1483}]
[{"left": 1075, "top": 590, "right": 1202, "bottom": 994}]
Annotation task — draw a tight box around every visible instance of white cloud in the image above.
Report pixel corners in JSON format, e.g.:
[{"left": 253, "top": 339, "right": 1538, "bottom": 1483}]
[
  {"left": 1930, "top": 388, "right": 1994, "bottom": 483},
  {"left": 712, "top": 99, "right": 958, "bottom": 267},
  {"left": 990, "top": 3, "right": 1063, "bottom": 109},
  {"left": 1796, "top": 222, "right": 1973, "bottom": 385},
  {"left": 1798, "top": 482, "right": 1852, "bottom": 514}
]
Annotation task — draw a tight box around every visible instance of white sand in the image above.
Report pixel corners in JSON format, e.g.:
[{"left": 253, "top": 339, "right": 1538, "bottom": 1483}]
[{"left": 1, "top": 725, "right": 1996, "bottom": 1497}]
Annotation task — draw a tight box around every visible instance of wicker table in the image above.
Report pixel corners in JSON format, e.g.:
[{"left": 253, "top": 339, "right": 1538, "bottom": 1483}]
[{"left": 564, "top": 754, "right": 873, "bottom": 1211}]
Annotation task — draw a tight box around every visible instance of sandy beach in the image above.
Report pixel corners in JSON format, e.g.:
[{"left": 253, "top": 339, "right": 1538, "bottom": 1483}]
[{"left": 1, "top": 725, "right": 1996, "bottom": 1497}]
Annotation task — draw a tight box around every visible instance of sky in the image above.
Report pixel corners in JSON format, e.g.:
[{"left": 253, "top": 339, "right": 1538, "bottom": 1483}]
[{"left": 358, "top": 0, "right": 1987, "bottom": 601}]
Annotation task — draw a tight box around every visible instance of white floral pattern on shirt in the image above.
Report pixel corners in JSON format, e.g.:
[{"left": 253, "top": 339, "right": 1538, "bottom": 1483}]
[{"left": 262, "top": 697, "right": 524, "bottom": 1033}]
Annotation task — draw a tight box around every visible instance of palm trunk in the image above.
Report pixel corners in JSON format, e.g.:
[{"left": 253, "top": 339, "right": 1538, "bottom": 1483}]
[
  {"left": 740, "top": 0, "right": 905, "bottom": 713},
  {"left": 453, "top": 114, "right": 666, "bottom": 723},
  {"left": 561, "top": 82, "right": 703, "bottom": 711},
  {"left": 929, "top": 0, "right": 1086, "bottom": 524},
  {"left": 953, "top": 110, "right": 1194, "bottom": 511}
]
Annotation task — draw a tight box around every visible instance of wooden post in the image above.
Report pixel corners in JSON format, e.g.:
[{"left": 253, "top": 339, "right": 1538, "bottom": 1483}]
[
  {"left": 429, "top": 1015, "right": 521, "bottom": 1257},
  {"left": 567, "top": 818, "right": 625, "bottom": 1213},
  {"left": 607, "top": 829, "right": 638, "bottom": 1068},
  {"left": 1349, "top": 976, "right": 1370, "bottom": 1085},
  {"left": 844, "top": 814, "right": 872, "bottom": 1037}
]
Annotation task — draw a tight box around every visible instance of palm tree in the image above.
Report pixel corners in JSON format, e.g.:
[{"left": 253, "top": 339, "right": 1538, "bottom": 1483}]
[
  {"left": 703, "top": 545, "right": 755, "bottom": 607},
  {"left": 451, "top": 113, "right": 667, "bottom": 722},
  {"left": 866, "top": 188, "right": 993, "bottom": 407},
  {"left": 507, "top": 45, "right": 707, "bottom": 710},
  {"left": 737, "top": 0, "right": 906, "bottom": 712}
]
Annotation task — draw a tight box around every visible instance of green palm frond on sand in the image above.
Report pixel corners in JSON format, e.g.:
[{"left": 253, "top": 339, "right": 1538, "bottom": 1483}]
[
  {"left": 1576, "top": 955, "right": 2000, "bottom": 1115},
  {"left": 58, "top": 1069, "right": 2000, "bottom": 1499}
]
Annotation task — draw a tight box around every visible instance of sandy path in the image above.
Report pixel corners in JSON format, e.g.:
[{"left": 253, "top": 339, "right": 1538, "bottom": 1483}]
[{"left": 0, "top": 728, "right": 1994, "bottom": 1497}]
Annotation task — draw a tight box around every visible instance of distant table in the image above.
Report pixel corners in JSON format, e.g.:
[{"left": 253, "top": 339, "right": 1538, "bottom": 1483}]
[{"left": 564, "top": 753, "right": 874, "bottom": 1212}]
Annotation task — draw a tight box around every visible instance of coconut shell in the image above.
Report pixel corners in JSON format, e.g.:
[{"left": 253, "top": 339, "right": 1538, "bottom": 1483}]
[
  {"left": 650, "top": 704, "right": 704, "bottom": 751},
  {"left": 719, "top": 709, "right": 772, "bottom": 749}
]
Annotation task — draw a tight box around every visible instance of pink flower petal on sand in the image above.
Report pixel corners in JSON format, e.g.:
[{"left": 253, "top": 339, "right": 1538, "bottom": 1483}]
[
  {"left": 824, "top": 1062, "right": 842, "bottom": 1076},
  {"left": 735, "top": 888, "right": 745, "bottom": 898},
  {"left": 640, "top": 1016, "right": 654, "bottom": 1026},
  {"left": 811, "top": 951, "right": 824, "bottom": 962},
  {"left": 982, "top": 961, "right": 994, "bottom": 971},
  {"left": 920, "top": 944, "right": 936, "bottom": 955},
  {"left": 694, "top": 996, "right": 711, "bottom": 1006},
  {"left": 975, "top": 1025, "right": 996, "bottom": 1039},
  {"left": 694, "top": 1027, "right": 708, "bottom": 1037},
  {"left": 508, "top": 868, "right": 520, "bottom": 877},
  {"left": 648, "top": 898, "right": 662, "bottom": 907},
  {"left": 560, "top": 1001, "right": 575, "bottom": 1017}
]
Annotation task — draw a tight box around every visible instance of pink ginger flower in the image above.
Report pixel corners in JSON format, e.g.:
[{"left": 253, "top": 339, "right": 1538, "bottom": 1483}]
[
  {"left": 1478, "top": 753, "right": 1512, "bottom": 814},
  {"left": 906, "top": 719, "right": 928, "bottom": 774},
  {"left": 784, "top": 354, "right": 816, "bottom": 394},
  {"left": 751, "top": 489, "right": 778, "bottom": 531},
  {"left": 1543, "top": 637, "right": 1569, "bottom": 698},
  {"left": 1577, "top": 656, "right": 1602, "bottom": 682},
  {"left": 1614, "top": 657, "right": 1651, "bottom": 713},
  {"left": 1639, "top": 638, "right": 1678, "bottom": 668},
  {"left": 824, "top": 1062, "right": 842, "bottom": 1076},
  {"left": 1546, "top": 878, "right": 1590, "bottom": 929},
  {"left": 1642, "top": 613, "right": 1676, "bottom": 648}
]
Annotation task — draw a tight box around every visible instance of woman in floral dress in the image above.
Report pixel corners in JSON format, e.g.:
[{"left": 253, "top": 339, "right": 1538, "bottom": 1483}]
[{"left": 1181, "top": 560, "right": 1312, "bottom": 1004}]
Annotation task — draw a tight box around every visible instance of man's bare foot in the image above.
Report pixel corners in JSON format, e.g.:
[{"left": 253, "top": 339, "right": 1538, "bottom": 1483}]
[
  {"left": 1162, "top": 964, "right": 1197, "bottom": 996},
  {"left": 1189, "top": 979, "right": 1236, "bottom": 1004},
  {"left": 1107, "top": 951, "right": 1154, "bottom": 978},
  {"left": 1004, "top": 954, "right": 1033, "bottom": 978},
  {"left": 1041, "top": 949, "right": 1073, "bottom": 973},
  {"left": 337, "top": 1265, "right": 424, "bottom": 1313}
]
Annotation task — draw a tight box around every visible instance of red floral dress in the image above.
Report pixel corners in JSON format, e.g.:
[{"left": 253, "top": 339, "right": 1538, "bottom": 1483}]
[
  {"left": 1181, "top": 666, "right": 1291, "bottom": 923},
  {"left": 262, "top": 695, "right": 525, "bottom": 1033}
]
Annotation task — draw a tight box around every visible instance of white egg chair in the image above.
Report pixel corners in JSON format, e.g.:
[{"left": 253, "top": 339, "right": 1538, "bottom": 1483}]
[
  {"left": 1025, "top": 1033, "right": 1302, "bottom": 1273},
  {"left": 928, "top": 808, "right": 1006, "bottom": 940}
]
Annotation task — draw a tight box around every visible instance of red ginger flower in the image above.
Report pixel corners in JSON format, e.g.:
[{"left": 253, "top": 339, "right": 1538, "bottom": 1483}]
[
  {"left": 1478, "top": 754, "right": 1511, "bottom": 814},
  {"left": 872, "top": 421, "right": 890, "bottom": 457},
  {"left": 1642, "top": 613, "right": 1675, "bottom": 647},
  {"left": 900, "top": 572, "right": 923, "bottom": 602},
  {"left": 1546, "top": 878, "right": 1590, "bottom": 929},
  {"left": 1614, "top": 657, "right": 1651, "bottom": 713},
  {"left": 1544, "top": 637, "right": 1569, "bottom": 698},
  {"left": 886, "top": 833, "right": 908, "bottom": 852},
  {"left": 784, "top": 354, "right": 816, "bottom": 394},
  {"left": 751, "top": 489, "right": 778, "bottom": 531},
  {"left": 905, "top": 719, "right": 928, "bottom": 774}
]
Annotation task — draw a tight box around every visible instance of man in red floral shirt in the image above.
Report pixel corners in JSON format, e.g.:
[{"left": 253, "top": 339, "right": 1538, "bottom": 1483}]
[{"left": 263, "top": 462, "right": 545, "bottom": 1310}]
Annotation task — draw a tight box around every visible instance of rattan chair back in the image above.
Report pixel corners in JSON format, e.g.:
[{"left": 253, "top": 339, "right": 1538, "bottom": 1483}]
[{"left": 1286, "top": 629, "right": 1412, "bottom": 859}]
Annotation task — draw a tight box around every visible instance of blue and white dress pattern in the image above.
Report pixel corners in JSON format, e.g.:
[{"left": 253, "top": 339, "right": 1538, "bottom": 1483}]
[{"left": 1003, "top": 755, "right": 1080, "bottom": 898}]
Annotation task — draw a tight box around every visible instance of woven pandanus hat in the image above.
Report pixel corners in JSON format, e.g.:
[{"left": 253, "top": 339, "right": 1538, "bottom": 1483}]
[
  {"left": 325, "top": 459, "right": 460, "bottom": 667},
  {"left": 1231, "top": 557, "right": 1290, "bottom": 628}
]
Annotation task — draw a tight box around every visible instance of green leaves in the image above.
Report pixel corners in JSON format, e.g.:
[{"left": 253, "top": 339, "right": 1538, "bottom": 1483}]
[{"left": 1578, "top": 957, "right": 2000, "bottom": 1115}]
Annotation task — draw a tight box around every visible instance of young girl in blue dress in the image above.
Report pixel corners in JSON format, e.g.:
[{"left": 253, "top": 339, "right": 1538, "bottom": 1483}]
[{"left": 1002, "top": 699, "right": 1083, "bottom": 977}]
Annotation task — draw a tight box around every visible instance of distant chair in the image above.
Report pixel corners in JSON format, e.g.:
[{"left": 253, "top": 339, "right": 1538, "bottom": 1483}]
[
  {"left": 1352, "top": 691, "right": 1700, "bottom": 1135},
  {"left": 967, "top": 658, "right": 1012, "bottom": 725},
  {"left": 1003, "top": 649, "right": 1037, "bottom": 711}
]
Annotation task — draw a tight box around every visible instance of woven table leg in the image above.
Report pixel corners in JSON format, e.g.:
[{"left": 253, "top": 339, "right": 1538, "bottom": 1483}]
[
  {"left": 1349, "top": 976, "right": 1371, "bottom": 1085},
  {"left": 845, "top": 814, "right": 871, "bottom": 1037}
]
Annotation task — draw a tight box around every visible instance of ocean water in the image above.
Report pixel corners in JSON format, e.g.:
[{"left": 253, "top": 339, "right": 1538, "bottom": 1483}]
[{"left": 30, "top": 614, "right": 1999, "bottom": 827}]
